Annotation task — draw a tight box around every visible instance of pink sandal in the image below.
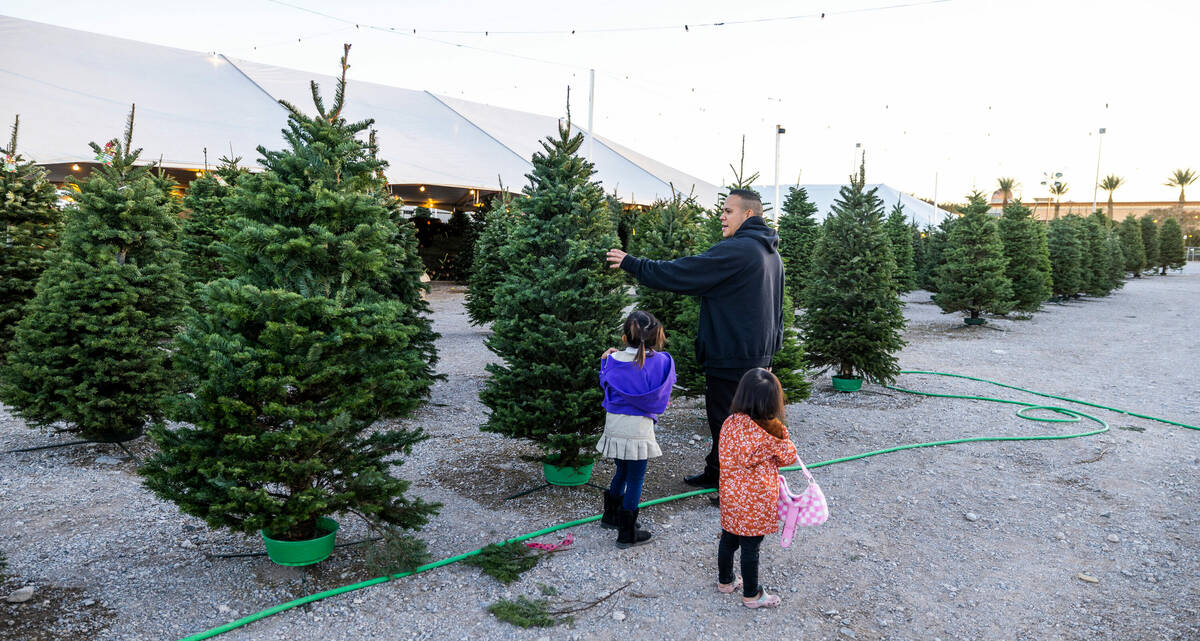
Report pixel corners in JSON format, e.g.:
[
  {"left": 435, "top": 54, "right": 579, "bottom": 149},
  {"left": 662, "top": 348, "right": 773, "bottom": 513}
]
[
  {"left": 742, "top": 589, "right": 781, "bottom": 609},
  {"left": 717, "top": 577, "right": 742, "bottom": 594}
]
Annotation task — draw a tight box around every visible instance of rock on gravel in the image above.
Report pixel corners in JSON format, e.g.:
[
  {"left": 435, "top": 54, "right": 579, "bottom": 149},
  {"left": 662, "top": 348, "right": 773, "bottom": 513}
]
[{"left": 6, "top": 586, "right": 35, "bottom": 603}]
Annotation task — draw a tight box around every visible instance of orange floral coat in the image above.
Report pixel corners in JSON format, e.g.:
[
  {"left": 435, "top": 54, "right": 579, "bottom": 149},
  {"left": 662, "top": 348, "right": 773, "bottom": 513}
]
[{"left": 718, "top": 413, "right": 798, "bottom": 536}]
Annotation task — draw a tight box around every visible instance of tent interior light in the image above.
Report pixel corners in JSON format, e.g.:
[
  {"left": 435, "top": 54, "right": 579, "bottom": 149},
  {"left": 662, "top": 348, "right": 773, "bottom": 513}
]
[
  {"left": 195, "top": 170, "right": 203, "bottom": 177},
  {"left": 419, "top": 185, "right": 425, "bottom": 192},
  {"left": 71, "top": 164, "right": 80, "bottom": 171}
]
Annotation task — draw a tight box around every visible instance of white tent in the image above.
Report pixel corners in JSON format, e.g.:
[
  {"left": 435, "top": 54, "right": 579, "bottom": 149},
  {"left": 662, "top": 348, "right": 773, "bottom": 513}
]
[
  {"left": 0, "top": 15, "right": 719, "bottom": 206},
  {"left": 753, "top": 183, "right": 952, "bottom": 227}
]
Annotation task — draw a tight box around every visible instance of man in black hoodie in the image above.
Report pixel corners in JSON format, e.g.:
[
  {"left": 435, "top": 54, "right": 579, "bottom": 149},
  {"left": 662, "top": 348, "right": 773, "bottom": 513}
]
[{"left": 606, "top": 189, "right": 784, "bottom": 488}]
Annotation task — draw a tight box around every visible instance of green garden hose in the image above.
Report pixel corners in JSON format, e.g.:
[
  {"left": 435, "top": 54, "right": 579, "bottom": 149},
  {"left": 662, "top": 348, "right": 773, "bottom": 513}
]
[{"left": 178, "top": 371, "right": 1196, "bottom": 641}]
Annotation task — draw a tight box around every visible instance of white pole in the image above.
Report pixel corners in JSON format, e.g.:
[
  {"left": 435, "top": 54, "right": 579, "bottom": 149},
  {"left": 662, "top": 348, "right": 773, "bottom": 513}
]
[
  {"left": 587, "top": 69, "right": 595, "bottom": 164},
  {"left": 1091, "top": 127, "right": 1105, "bottom": 213},
  {"left": 933, "top": 171, "right": 939, "bottom": 216},
  {"left": 774, "top": 124, "right": 783, "bottom": 223}
]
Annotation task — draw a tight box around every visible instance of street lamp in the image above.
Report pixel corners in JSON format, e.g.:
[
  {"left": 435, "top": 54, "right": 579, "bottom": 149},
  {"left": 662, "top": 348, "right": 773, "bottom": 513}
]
[
  {"left": 1091, "top": 127, "right": 1106, "bottom": 213},
  {"left": 774, "top": 124, "right": 786, "bottom": 223},
  {"left": 1040, "top": 171, "right": 1064, "bottom": 219}
]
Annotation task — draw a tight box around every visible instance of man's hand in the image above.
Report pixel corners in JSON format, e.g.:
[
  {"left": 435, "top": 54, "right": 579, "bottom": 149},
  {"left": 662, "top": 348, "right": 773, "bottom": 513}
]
[
  {"left": 600, "top": 347, "right": 619, "bottom": 360},
  {"left": 605, "top": 248, "right": 627, "bottom": 269}
]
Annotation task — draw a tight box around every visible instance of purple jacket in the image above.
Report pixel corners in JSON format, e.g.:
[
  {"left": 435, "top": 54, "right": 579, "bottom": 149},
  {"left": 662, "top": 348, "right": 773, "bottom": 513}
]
[{"left": 599, "top": 351, "right": 676, "bottom": 421}]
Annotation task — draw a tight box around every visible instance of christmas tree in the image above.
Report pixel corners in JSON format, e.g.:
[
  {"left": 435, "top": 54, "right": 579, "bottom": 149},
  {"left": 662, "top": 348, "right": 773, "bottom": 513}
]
[
  {"left": 705, "top": 137, "right": 759, "bottom": 247},
  {"left": 800, "top": 161, "right": 905, "bottom": 384},
  {"left": 1139, "top": 215, "right": 1159, "bottom": 273},
  {"left": 933, "top": 193, "right": 1013, "bottom": 321},
  {"left": 628, "top": 191, "right": 706, "bottom": 395},
  {"left": 1081, "top": 215, "right": 1114, "bottom": 296},
  {"left": 771, "top": 290, "right": 811, "bottom": 400},
  {"left": 140, "top": 47, "right": 439, "bottom": 542},
  {"left": 180, "top": 155, "right": 245, "bottom": 288},
  {"left": 0, "top": 115, "right": 63, "bottom": 352},
  {"left": 1157, "top": 217, "right": 1186, "bottom": 274},
  {"left": 1104, "top": 228, "right": 1126, "bottom": 291},
  {"left": 776, "top": 185, "right": 822, "bottom": 306},
  {"left": 997, "top": 200, "right": 1052, "bottom": 313},
  {"left": 479, "top": 112, "right": 629, "bottom": 470},
  {"left": 465, "top": 190, "right": 519, "bottom": 325},
  {"left": 1118, "top": 216, "right": 1145, "bottom": 276},
  {"left": 1, "top": 106, "right": 186, "bottom": 442},
  {"left": 1046, "top": 217, "right": 1083, "bottom": 299},
  {"left": 884, "top": 200, "right": 917, "bottom": 293},
  {"left": 918, "top": 217, "right": 954, "bottom": 292}
]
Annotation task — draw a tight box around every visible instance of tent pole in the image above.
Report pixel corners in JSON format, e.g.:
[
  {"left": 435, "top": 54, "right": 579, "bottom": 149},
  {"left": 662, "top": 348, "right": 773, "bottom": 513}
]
[
  {"left": 587, "top": 69, "right": 595, "bottom": 164},
  {"left": 774, "top": 124, "right": 784, "bottom": 224}
]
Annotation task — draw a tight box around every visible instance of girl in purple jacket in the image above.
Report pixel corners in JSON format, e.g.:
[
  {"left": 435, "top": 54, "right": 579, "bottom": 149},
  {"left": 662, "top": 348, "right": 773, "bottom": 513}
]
[{"left": 597, "top": 310, "right": 676, "bottom": 548}]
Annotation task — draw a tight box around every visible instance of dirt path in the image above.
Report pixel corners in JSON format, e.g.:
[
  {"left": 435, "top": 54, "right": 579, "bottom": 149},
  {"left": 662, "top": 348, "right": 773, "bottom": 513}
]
[{"left": 1, "top": 267, "right": 1197, "bottom": 641}]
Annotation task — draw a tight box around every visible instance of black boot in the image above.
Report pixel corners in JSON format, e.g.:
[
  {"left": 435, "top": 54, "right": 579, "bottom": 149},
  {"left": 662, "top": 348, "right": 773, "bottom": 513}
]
[
  {"left": 616, "top": 508, "right": 652, "bottom": 549},
  {"left": 600, "top": 490, "right": 621, "bottom": 530},
  {"left": 684, "top": 470, "right": 718, "bottom": 489}
]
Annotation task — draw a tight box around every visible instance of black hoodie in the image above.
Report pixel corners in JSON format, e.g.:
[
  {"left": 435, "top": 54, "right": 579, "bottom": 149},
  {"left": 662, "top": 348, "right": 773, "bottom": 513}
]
[{"left": 620, "top": 216, "right": 784, "bottom": 376}]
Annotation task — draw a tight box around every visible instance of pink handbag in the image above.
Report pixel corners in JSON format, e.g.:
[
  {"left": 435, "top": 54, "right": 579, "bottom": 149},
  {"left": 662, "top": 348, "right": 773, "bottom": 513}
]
[{"left": 777, "top": 459, "right": 828, "bottom": 547}]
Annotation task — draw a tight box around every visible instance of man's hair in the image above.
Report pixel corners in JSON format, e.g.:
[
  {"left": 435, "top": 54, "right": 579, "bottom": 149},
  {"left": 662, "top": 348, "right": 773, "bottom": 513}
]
[{"left": 726, "top": 189, "right": 763, "bottom": 217}]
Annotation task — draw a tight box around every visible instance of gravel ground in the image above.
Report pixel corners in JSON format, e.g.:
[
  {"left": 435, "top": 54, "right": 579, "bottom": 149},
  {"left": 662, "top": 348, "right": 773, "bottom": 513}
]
[{"left": 2, "top": 265, "right": 1198, "bottom": 641}]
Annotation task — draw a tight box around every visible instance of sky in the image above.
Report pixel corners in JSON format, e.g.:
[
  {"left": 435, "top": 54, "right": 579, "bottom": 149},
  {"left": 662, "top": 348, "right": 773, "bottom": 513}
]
[{"left": 3, "top": 0, "right": 1199, "bottom": 204}]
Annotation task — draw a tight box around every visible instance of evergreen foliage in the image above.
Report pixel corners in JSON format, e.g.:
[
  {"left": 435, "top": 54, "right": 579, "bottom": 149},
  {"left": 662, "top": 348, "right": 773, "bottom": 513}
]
[
  {"left": 487, "top": 597, "right": 568, "bottom": 628},
  {"left": 1157, "top": 217, "right": 1186, "bottom": 273},
  {"left": 479, "top": 115, "right": 629, "bottom": 469},
  {"left": 1046, "top": 217, "right": 1083, "bottom": 299},
  {"left": 180, "top": 155, "right": 245, "bottom": 288},
  {"left": 1104, "top": 228, "right": 1126, "bottom": 291},
  {"left": 0, "top": 115, "right": 63, "bottom": 351},
  {"left": 465, "top": 191, "right": 519, "bottom": 325},
  {"left": 884, "top": 200, "right": 917, "bottom": 293},
  {"left": 1081, "top": 215, "right": 1114, "bottom": 296},
  {"left": 776, "top": 186, "right": 822, "bottom": 305},
  {"left": 997, "top": 200, "right": 1052, "bottom": 313},
  {"left": 1139, "top": 215, "right": 1159, "bottom": 271},
  {"left": 933, "top": 193, "right": 1013, "bottom": 319},
  {"left": 140, "top": 48, "right": 439, "bottom": 542},
  {"left": 466, "top": 541, "right": 540, "bottom": 584},
  {"left": 771, "top": 290, "right": 811, "bottom": 401},
  {"left": 627, "top": 191, "right": 706, "bottom": 395},
  {"left": 918, "top": 217, "right": 954, "bottom": 292},
  {"left": 1118, "top": 216, "right": 1145, "bottom": 276},
  {"left": 800, "top": 161, "right": 905, "bottom": 383},
  {"left": 0, "top": 106, "right": 186, "bottom": 442}
]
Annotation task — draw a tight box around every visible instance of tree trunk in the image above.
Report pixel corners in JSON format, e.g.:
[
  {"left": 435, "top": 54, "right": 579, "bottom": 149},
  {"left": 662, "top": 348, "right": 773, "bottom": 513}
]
[{"left": 1107, "top": 195, "right": 1114, "bottom": 221}]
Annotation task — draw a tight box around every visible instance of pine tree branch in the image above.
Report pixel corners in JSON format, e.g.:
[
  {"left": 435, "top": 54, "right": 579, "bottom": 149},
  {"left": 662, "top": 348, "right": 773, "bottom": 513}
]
[{"left": 547, "top": 581, "right": 632, "bottom": 615}]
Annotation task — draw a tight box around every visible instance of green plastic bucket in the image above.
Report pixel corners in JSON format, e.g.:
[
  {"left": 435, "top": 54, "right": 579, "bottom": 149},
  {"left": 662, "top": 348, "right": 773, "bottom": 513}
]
[
  {"left": 831, "top": 375, "right": 863, "bottom": 392},
  {"left": 964, "top": 317, "right": 986, "bottom": 326},
  {"left": 261, "top": 517, "right": 339, "bottom": 566},
  {"left": 543, "top": 462, "right": 595, "bottom": 486}
]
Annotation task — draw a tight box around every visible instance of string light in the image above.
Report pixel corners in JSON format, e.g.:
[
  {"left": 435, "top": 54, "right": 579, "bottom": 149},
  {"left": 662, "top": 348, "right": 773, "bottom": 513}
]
[
  {"left": 419, "top": 185, "right": 425, "bottom": 192},
  {"left": 71, "top": 164, "right": 80, "bottom": 171}
]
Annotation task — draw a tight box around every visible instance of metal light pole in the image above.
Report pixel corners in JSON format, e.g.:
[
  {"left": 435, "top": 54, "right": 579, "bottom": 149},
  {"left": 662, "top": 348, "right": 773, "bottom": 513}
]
[
  {"left": 774, "top": 124, "right": 785, "bottom": 223},
  {"left": 1091, "top": 127, "right": 1106, "bottom": 213},
  {"left": 587, "top": 69, "right": 595, "bottom": 163},
  {"left": 852, "top": 142, "right": 862, "bottom": 176}
]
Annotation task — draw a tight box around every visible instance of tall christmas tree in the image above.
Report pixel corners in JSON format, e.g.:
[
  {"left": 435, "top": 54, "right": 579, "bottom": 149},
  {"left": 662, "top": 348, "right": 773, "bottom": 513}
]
[
  {"left": 800, "top": 161, "right": 905, "bottom": 385},
  {"left": 1118, "top": 216, "right": 1145, "bottom": 276},
  {"left": 628, "top": 191, "right": 706, "bottom": 395},
  {"left": 933, "top": 193, "right": 1014, "bottom": 321},
  {"left": 997, "top": 200, "right": 1052, "bottom": 313},
  {"left": 140, "top": 47, "right": 439, "bottom": 542},
  {"left": 1081, "top": 215, "right": 1114, "bottom": 296},
  {"left": 884, "top": 200, "right": 917, "bottom": 293},
  {"left": 1139, "top": 215, "right": 1159, "bottom": 273},
  {"left": 180, "top": 155, "right": 245, "bottom": 288},
  {"left": 465, "top": 189, "right": 519, "bottom": 325},
  {"left": 1157, "top": 217, "right": 1186, "bottom": 274},
  {"left": 1047, "top": 217, "right": 1083, "bottom": 299},
  {"left": 776, "top": 185, "right": 822, "bottom": 307},
  {"left": 479, "top": 113, "right": 629, "bottom": 470},
  {"left": 1, "top": 106, "right": 186, "bottom": 442},
  {"left": 0, "top": 115, "right": 63, "bottom": 352}
]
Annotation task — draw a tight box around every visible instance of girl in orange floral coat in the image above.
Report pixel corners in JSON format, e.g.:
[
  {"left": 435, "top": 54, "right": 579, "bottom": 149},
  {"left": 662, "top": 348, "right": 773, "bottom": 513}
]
[{"left": 715, "top": 368, "right": 797, "bottom": 608}]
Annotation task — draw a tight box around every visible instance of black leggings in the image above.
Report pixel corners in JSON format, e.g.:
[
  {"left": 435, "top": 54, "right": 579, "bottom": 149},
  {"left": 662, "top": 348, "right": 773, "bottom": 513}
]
[{"left": 717, "top": 529, "right": 764, "bottom": 599}]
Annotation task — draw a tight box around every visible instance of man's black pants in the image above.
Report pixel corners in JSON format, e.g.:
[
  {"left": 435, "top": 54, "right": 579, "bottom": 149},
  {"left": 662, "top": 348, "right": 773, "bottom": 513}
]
[{"left": 702, "top": 371, "right": 749, "bottom": 478}]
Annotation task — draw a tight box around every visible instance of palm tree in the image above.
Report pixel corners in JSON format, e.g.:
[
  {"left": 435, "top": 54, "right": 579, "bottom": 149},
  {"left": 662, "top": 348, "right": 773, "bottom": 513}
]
[
  {"left": 1165, "top": 168, "right": 1198, "bottom": 204},
  {"left": 1048, "top": 181, "right": 1069, "bottom": 218},
  {"left": 1099, "top": 174, "right": 1125, "bottom": 222},
  {"left": 996, "top": 177, "right": 1018, "bottom": 210}
]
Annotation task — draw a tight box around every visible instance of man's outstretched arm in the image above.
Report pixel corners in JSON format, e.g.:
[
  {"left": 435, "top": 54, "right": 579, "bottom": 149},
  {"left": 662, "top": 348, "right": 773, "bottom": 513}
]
[{"left": 605, "top": 246, "right": 739, "bottom": 296}]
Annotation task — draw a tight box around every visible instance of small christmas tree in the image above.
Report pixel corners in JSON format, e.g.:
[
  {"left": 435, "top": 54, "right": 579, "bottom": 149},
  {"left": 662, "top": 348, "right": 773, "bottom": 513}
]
[
  {"left": 465, "top": 190, "right": 519, "bottom": 325},
  {"left": 479, "top": 112, "right": 629, "bottom": 470},
  {"left": 140, "top": 47, "right": 438, "bottom": 542},
  {"left": 1047, "top": 217, "right": 1083, "bottom": 299},
  {"left": 180, "top": 155, "right": 245, "bottom": 288},
  {"left": 997, "top": 200, "right": 1052, "bottom": 313},
  {"left": 1157, "top": 217, "right": 1186, "bottom": 274},
  {"left": 884, "top": 200, "right": 917, "bottom": 293},
  {"left": 1081, "top": 215, "right": 1113, "bottom": 296},
  {"left": 1118, "top": 216, "right": 1145, "bottom": 277},
  {"left": 1139, "top": 215, "right": 1159, "bottom": 273},
  {"left": 800, "top": 160, "right": 905, "bottom": 384},
  {"left": 918, "top": 217, "right": 955, "bottom": 292},
  {"left": 1104, "top": 228, "right": 1126, "bottom": 291},
  {"left": 777, "top": 185, "right": 822, "bottom": 306},
  {"left": 0, "top": 115, "right": 63, "bottom": 352},
  {"left": 1, "top": 106, "right": 186, "bottom": 442},
  {"left": 628, "top": 191, "right": 706, "bottom": 395},
  {"left": 705, "top": 137, "right": 759, "bottom": 247},
  {"left": 933, "top": 193, "right": 1014, "bottom": 321}
]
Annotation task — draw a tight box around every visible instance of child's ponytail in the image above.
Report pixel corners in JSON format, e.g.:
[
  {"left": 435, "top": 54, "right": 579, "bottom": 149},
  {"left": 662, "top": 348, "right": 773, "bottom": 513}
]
[{"left": 622, "top": 310, "right": 665, "bottom": 369}]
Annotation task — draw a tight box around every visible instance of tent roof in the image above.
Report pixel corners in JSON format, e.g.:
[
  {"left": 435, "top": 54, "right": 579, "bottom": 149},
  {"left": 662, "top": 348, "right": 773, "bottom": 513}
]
[
  {"left": 0, "top": 15, "right": 719, "bottom": 206},
  {"left": 753, "top": 183, "right": 952, "bottom": 227}
]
